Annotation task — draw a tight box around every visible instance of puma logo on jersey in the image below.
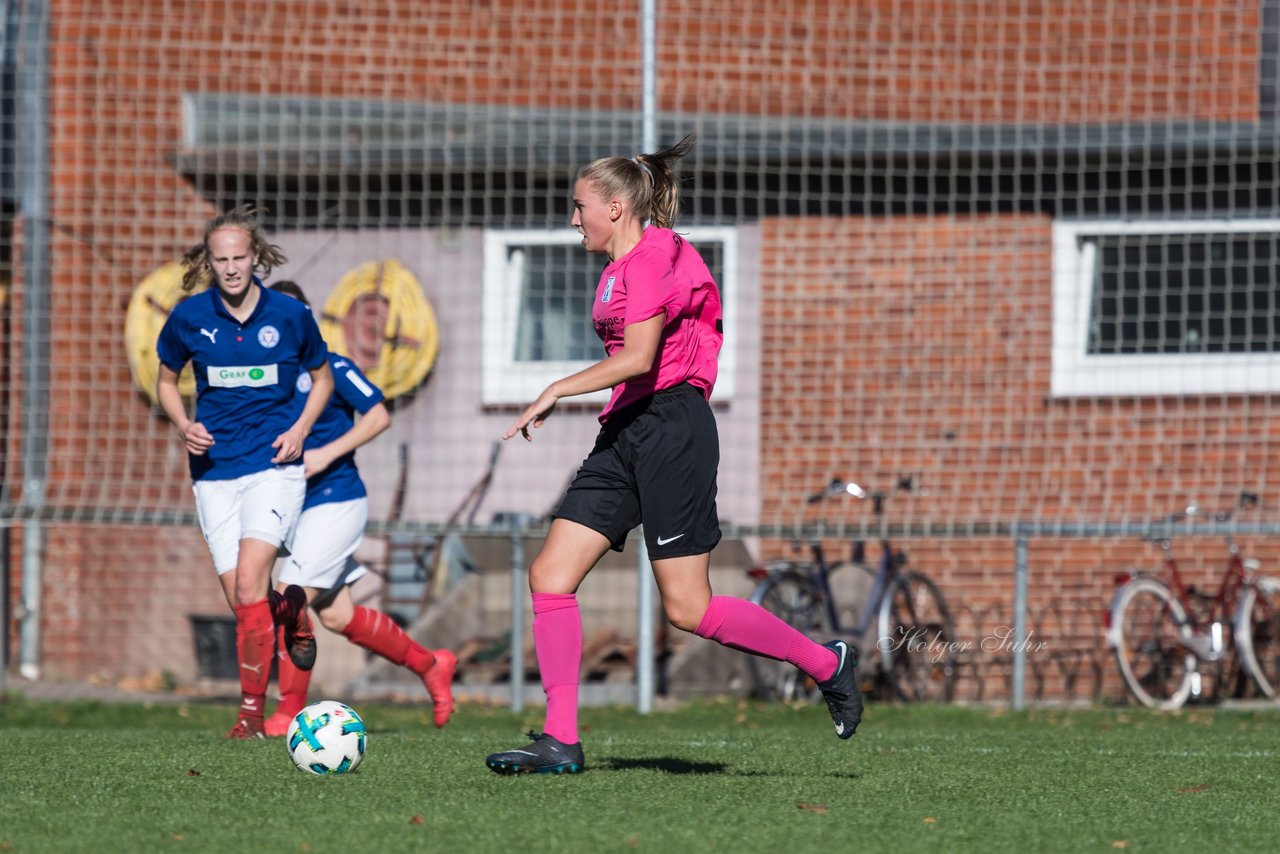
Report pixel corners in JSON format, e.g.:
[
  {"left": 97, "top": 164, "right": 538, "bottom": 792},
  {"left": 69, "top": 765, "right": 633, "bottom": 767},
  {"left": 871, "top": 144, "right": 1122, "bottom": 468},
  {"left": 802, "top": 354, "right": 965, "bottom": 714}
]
[{"left": 200, "top": 327, "right": 218, "bottom": 344}]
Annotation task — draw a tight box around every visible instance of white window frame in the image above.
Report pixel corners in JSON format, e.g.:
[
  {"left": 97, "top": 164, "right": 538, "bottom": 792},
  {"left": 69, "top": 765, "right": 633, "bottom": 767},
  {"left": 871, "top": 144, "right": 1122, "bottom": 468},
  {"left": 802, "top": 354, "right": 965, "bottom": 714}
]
[
  {"left": 1051, "top": 218, "right": 1280, "bottom": 397},
  {"left": 482, "top": 227, "right": 739, "bottom": 405}
]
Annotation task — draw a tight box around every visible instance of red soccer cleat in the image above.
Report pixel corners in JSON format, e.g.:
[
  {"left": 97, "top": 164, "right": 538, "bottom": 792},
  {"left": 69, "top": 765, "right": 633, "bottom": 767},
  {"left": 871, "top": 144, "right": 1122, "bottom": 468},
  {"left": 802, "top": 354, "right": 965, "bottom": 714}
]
[
  {"left": 263, "top": 711, "right": 295, "bottom": 738},
  {"left": 226, "top": 717, "right": 266, "bottom": 740},
  {"left": 422, "top": 649, "right": 458, "bottom": 728}
]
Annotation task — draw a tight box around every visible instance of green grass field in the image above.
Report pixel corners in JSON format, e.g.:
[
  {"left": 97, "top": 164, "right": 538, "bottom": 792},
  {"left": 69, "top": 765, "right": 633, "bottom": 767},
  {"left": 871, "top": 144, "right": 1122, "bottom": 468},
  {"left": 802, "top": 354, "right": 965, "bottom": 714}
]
[{"left": 2, "top": 695, "right": 1277, "bottom": 853}]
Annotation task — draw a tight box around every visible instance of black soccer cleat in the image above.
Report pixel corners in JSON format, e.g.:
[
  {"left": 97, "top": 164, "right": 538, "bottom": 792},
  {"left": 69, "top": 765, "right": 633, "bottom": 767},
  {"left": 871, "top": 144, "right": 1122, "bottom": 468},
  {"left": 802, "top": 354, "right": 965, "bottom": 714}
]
[
  {"left": 486, "top": 731, "right": 586, "bottom": 775},
  {"left": 272, "top": 584, "right": 317, "bottom": 671},
  {"left": 817, "top": 639, "right": 863, "bottom": 739}
]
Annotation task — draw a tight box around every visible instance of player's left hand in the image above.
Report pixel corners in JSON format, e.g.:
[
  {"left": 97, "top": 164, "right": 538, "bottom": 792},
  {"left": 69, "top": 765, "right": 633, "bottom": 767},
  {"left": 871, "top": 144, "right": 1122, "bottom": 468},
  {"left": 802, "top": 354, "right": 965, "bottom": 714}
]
[{"left": 272, "top": 427, "right": 306, "bottom": 463}]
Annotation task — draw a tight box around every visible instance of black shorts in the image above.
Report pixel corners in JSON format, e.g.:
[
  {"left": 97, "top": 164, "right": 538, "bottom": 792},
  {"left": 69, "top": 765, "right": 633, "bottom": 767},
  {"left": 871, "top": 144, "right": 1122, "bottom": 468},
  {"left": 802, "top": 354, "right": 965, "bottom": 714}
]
[{"left": 553, "top": 383, "right": 721, "bottom": 560}]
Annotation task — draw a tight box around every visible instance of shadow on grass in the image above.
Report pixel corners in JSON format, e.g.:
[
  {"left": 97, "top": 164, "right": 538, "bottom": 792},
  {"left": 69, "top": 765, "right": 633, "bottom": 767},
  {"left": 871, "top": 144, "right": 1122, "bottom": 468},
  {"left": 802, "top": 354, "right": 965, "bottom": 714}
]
[
  {"left": 601, "top": 756, "right": 732, "bottom": 775},
  {"left": 601, "top": 756, "right": 862, "bottom": 779}
]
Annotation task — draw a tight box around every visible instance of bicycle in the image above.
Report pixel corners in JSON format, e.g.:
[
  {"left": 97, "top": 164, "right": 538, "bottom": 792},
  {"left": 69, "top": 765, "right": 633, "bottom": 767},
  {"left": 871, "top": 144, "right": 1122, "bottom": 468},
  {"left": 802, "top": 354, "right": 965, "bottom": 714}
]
[
  {"left": 745, "top": 476, "right": 957, "bottom": 703},
  {"left": 1106, "top": 491, "right": 1277, "bottom": 710}
]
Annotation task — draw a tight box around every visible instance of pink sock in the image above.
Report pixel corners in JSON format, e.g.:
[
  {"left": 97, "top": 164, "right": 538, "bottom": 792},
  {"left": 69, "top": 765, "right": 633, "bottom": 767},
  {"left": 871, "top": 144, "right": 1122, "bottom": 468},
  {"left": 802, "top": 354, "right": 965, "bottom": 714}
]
[
  {"left": 694, "top": 595, "right": 838, "bottom": 682},
  {"left": 532, "top": 592, "right": 582, "bottom": 745}
]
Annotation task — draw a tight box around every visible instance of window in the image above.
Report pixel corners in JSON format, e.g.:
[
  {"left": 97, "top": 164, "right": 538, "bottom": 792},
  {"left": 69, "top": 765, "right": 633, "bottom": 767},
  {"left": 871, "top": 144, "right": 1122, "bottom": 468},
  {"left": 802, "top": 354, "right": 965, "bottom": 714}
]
[
  {"left": 1051, "top": 220, "right": 1280, "bottom": 396},
  {"left": 482, "top": 227, "right": 738, "bottom": 405}
]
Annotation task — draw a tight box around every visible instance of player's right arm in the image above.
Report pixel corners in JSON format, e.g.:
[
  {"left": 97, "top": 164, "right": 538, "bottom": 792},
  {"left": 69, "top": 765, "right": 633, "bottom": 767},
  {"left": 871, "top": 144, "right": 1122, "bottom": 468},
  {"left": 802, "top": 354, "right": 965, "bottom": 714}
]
[
  {"left": 503, "top": 312, "right": 664, "bottom": 441},
  {"left": 156, "top": 364, "right": 214, "bottom": 455}
]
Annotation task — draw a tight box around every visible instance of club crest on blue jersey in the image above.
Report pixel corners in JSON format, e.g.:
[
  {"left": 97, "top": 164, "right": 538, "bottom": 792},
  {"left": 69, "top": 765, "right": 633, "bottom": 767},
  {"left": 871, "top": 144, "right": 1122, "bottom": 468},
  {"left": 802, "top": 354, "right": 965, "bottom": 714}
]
[
  {"left": 258, "top": 325, "right": 280, "bottom": 348},
  {"left": 296, "top": 372, "right": 313, "bottom": 393},
  {"left": 601, "top": 276, "right": 615, "bottom": 303}
]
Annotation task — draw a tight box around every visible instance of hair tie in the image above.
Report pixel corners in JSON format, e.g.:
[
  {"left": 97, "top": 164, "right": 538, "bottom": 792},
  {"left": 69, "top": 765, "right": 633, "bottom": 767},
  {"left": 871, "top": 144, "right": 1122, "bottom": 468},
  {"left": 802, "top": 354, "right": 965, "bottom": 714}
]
[{"left": 631, "top": 156, "right": 656, "bottom": 187}]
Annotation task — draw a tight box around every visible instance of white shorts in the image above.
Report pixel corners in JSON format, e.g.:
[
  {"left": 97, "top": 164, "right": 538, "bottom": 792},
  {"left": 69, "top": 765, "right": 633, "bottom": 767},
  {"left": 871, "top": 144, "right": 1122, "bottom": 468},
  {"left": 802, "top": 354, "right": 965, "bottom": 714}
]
[
  {"left": 193, "top": 465, "right": 307, "bottom": 575},
  {"left": 276, "top": 497, "right": 370, "bottom": 591}
]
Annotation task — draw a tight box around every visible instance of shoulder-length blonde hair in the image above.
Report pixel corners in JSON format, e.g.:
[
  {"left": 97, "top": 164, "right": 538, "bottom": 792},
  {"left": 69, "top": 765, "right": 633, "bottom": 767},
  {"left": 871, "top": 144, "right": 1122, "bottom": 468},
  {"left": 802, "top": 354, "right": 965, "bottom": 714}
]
[{"left": 179, "top": 205, "right": 287, "bottom": 292}]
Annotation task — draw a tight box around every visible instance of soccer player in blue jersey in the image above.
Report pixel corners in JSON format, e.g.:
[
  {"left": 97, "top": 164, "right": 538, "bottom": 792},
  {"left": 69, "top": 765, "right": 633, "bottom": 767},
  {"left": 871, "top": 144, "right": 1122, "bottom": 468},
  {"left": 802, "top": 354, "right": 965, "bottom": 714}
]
[
  {"left": 156, "top": 207, "right": 335, "bottom": 739},
  {"left": 262, "top": 281, "right": 458, "bottom": 736}
]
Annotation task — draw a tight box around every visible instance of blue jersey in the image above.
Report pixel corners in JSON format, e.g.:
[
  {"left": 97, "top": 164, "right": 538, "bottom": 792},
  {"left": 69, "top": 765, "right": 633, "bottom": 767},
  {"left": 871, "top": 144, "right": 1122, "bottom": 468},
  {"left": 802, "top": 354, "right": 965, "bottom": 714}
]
[
  {"left": 297, "top": 351, "right": 385, "bottom": 510},
  {"left": 156, "top": 281, "right": 328, "bottom": 482}
]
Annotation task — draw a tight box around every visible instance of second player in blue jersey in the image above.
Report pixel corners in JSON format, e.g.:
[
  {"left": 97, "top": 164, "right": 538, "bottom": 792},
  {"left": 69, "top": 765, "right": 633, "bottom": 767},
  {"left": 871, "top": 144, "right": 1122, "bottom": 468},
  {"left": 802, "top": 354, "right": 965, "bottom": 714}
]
[{"left": 263, "top": 280, "right": 457, "bottom": 737}]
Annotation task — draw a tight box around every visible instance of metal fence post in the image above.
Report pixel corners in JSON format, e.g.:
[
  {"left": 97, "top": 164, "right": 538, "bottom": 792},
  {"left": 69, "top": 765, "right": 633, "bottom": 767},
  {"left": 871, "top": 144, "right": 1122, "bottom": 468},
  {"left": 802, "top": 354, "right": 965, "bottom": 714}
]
[
  {"left": 17, "top": 0, "right": 51, "bottom": 682},
  {"left": 1012, "top": 531, "right": 1029, "bottom": 710},
  {"left": 0, "top": 524, "right": 8, "bottom": 693},
  {"left": 509, "top": 520, "right": 525, "bottom": 712},
  {"left": 636, "top": 532, "right": 655, "bottom": 713},
  {"left": 636, "top": 0, "right": 656, "bottom": 715}
]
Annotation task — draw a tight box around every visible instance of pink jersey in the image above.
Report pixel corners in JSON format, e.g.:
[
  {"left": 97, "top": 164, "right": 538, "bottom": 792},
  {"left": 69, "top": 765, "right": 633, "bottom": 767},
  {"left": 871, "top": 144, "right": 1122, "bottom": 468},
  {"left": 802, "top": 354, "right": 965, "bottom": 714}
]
[{"left": 592, "top": 227, "right": 722, "bottom": 421}]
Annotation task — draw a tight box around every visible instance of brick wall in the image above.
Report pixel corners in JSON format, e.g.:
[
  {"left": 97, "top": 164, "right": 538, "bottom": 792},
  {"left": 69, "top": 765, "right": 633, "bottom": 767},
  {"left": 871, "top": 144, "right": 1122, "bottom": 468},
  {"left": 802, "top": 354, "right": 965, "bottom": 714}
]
[
  {"left": 666, "top": 0, "right": 1258, "bottom": 121},
  {"left": 760, "top": 214, "right": 1280, "bottom": 521},
  {"left": 39, "top": 524, "right": 226, "bottom": 678}
]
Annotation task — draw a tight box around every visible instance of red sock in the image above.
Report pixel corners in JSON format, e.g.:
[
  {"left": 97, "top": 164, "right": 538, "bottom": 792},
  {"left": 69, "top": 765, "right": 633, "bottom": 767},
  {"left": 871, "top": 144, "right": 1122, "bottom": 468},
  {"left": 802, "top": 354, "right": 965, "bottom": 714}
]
[
  {"left": 274, "top": 623, "right": 311, "bottom": 719},
  {"left": 341, "top": 606, "right": 436, "bottom": 674},
  {"left": 234, "top": 599, "right": 275, "bottom": 720},
  {"left": 532, "top": 592, "right": 582, "bottom": 745}
]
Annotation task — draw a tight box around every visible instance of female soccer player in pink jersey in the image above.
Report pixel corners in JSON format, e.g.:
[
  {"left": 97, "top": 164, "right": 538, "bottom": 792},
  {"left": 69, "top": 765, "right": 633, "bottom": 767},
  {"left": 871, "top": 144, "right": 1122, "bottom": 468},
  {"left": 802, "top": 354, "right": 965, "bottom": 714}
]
[{"left": 485, "top": 137, "right": 862, "bottom": 776}]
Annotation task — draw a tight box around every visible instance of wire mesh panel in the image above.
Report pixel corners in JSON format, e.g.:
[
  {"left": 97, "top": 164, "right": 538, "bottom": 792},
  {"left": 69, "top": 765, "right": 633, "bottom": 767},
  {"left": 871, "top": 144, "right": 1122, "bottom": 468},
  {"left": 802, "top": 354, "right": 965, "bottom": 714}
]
[{"left": 1, "top": 1, "right": 1279, "bottom": 699}]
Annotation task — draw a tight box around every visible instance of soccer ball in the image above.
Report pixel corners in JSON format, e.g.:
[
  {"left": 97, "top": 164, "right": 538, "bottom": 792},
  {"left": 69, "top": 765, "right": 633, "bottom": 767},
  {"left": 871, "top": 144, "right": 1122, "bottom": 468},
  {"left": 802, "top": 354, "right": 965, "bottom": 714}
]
[{"left": 286, "top": 700, "right": 367, "bottom": 775}]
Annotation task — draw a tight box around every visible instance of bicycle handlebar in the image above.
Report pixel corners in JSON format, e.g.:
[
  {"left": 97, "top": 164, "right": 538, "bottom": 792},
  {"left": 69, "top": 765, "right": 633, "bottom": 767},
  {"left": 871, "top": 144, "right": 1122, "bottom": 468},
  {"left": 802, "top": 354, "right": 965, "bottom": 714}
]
[
  {"left": 806, "top": 479, "right": 867, "bottom": 504},
  {"left": 1147, "top": 490, "right": 1261, "bottom": 538},
  {"left": 1168, "top": 491, "right": 1258, "bottom": 523},
  {"left": 805, "top": 476, "right": 922, "bottom": 518}
]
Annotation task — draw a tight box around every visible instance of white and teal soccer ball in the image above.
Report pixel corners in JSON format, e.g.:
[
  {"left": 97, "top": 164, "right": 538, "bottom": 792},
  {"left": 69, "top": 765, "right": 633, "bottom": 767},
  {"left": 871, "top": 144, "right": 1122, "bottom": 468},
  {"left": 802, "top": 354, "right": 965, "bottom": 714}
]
[{"left": 286, "top": 700, "right": 367, "bottom": 775}]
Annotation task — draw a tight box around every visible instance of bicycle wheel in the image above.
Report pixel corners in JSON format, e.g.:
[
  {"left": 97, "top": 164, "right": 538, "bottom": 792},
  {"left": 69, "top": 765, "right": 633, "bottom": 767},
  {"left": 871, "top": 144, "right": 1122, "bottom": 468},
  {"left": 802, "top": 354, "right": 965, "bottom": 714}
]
[
  {"left": 1235, "top": 579, "right": 1280, "bottom": 699},
  {"left": 876, "top": 572, "right": 957, "bottom": 702},
  {"left": 1108, "top": 577, "right": 1195, "bottom": 710},
  {"left": 747, "top": 571, "right": 828, "bottom": 702}
]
